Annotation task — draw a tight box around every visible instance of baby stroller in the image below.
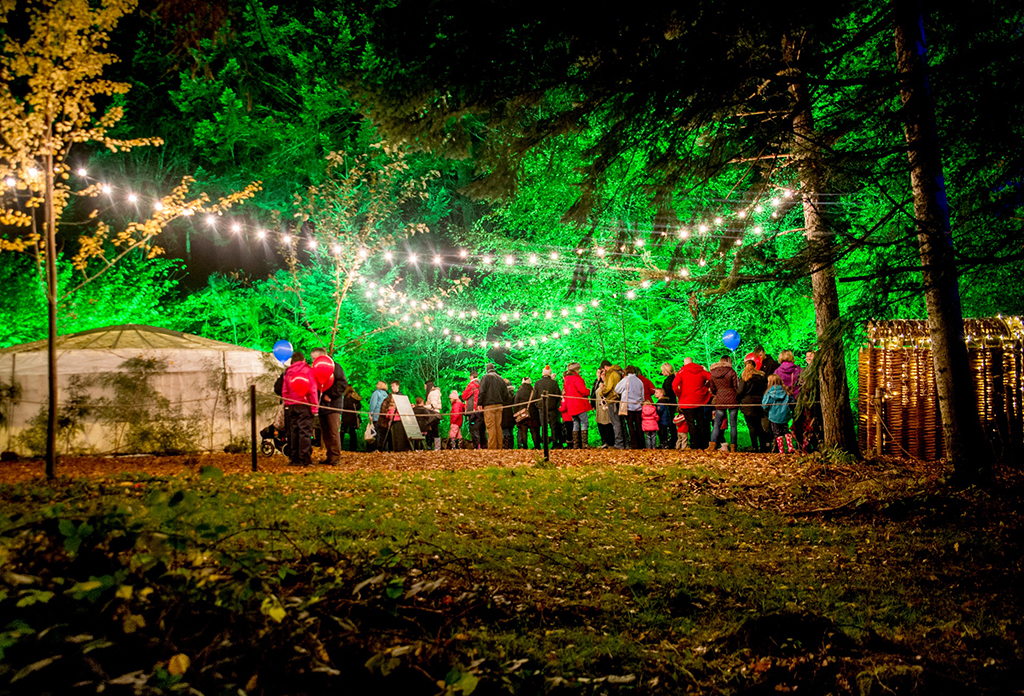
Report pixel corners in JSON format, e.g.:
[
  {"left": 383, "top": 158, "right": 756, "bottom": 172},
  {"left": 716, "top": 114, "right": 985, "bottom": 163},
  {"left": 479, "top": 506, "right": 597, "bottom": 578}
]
[{"left": 259, "top": 423, "right": 289, "bottom": 458}]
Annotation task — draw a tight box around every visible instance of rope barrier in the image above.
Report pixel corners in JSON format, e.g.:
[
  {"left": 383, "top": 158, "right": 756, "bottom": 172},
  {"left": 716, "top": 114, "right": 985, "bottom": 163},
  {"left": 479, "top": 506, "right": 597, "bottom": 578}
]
[{"left": 255, "top": 389, "right": 804, "bottom": 421}]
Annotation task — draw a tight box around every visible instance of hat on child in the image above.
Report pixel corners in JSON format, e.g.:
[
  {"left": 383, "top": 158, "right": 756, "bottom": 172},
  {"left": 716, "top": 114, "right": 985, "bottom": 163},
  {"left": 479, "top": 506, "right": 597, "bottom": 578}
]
[
  {"left": 449, "top": 390, "right": 459, "bottom": 400},
  {"left": 542, "top": 364, "right": 552, "bottom": 376},
  {"left": 522, "top": 377, "right": 531, "bottom": 384}
]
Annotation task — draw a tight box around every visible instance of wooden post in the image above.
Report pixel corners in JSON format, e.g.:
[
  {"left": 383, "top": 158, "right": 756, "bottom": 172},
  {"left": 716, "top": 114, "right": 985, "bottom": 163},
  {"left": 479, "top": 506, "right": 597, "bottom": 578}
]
[
  {"left": 541, "top": 391, "right": 550, "bottom": 462},
  {"left": 250, "top": 384, "right": 258, "bottom": 472}
]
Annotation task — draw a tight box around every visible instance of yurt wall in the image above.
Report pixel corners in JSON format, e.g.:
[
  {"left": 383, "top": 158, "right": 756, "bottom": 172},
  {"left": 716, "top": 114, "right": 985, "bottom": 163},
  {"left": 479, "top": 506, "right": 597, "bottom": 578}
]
[{"left": 857, "top": 318, "right": 1024, "bottom": 462}]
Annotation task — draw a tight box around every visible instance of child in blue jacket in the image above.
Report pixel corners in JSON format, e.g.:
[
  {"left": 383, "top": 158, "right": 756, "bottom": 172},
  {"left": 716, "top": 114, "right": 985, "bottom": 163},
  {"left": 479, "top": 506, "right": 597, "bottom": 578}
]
[
  {"left": 762, "top": 374, "right": 796, "bottom": 453},
  {"left": 654, "top": 388, "right": 676, "bottom": 448}
]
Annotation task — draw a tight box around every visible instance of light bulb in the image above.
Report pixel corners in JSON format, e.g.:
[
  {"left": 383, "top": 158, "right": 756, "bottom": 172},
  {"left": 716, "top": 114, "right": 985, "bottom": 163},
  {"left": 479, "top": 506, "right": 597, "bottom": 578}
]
[
  {"left": 596, "top": 247, "right": 606, "bottom": 257},
  {"left": 128, "top": 193, "right": 138, "bottom": 203},
  {"left": 545, "top": 311, "right": 553, "bottom": 319},
  {"left": 206, "top": 215, "right": 216, "bottom": 226},
  {"left": 482, "top": 255, "right": 492, "bottom": 265},
  {"left": 5, "top": 177, "right": 15, "bottom": 187},
  {"left": 101, "top": 184, "right": 112, "bottom": 194},
  {"left": 699, "top": 224, "right": 708, "bottom": 233},
  {"left": 550, "top": 252, "right": 559, "bottom": 260},
  {"left": 641, "top": 280, "right": 650, "bottom": 288},
  {"left": 576, "top": 305, "right": 584, "bottom": 313},
  {"left": 560, "top": 309, "right": 569, "bottom": 317},
  {"left": 738, "top": 211, "right": 747, "bottom": 219},
  {"left": 590, "top": 299, "right": 599, "bottom": 307},
  {"left": 307, "top": 239, "right": 317, "bottom": 249},
  {"left": 76, "top": 168, "right": 87, "bottom": 176},
  {"left": 529, "top": 254, "right": 538, "bottom": 264},
  {"left": 232, "top": 222, "right": 241, "bottom": 233},
  {"left": 384, "top": 250, "right": 393, "bottom": 261},
  {"left": 679, "top": 229, "right": 689, "bottom": 239},
  {"left": 626, "top": 290, "right": 637, "bottom": 299},
  {"left": 714, "top": 217, "right": 723, "bottom": 225},
  {"left": 459, "top": 249, "right": 467, "bottom": 258},
  {"left": 282, "top": 234, "right": 292, "bottom": 244},
  {"left": 332, "top": 244, "right": 341, "bottom": 254},
  {"left": 433, "top": 255, "right": 442, "bottom": 265},
  {"left": 257, "top": 229, "right": 266, "bottom": 239}
]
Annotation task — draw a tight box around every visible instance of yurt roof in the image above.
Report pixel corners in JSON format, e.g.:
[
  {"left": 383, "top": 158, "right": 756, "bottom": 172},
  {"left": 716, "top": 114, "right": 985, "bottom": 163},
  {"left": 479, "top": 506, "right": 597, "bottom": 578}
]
[
  {"left": 866, "top": 316, "right": 1024, "bottom": 348},
  {"left": 0, "top": 324, "right": 261, "bottom": 354}
]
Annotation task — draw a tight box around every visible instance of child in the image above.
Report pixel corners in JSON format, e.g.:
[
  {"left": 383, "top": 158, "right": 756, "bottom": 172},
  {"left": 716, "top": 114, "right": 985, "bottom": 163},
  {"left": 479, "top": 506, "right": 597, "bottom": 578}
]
[
  {"left": 448, "top": 390, "right": 465, "bottom": 450},
  {"left": 672, "top": 412, "right": 689, "bottom": 449},
  {"left": 654, "top": 388, "right": 675, "bottom": 449},
  {"left": 641, "top": 398, "right": 659, "bottom": 449},
  {"left": 762, "top": 374, "right": 796, "bottom": 453}
]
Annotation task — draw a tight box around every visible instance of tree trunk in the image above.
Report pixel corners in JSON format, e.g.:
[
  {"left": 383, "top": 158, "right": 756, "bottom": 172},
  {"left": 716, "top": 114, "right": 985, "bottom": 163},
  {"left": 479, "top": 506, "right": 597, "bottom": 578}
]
[
  {"left": 784, "top": 37, "right": 858, "bottom": 453},
  {"left": 44, "top": 149, "right": 58, "bottom": 479},
  {"left": 894, "top": 0, "right": 987, "bottom": 482}
]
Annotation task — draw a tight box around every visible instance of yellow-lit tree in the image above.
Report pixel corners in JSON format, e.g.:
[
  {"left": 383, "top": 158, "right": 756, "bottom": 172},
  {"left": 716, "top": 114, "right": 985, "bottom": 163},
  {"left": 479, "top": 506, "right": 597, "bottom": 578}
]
[
  {"left": 281, "top": 143, "right": 438, "bottom": 354},
  {"left": 0, "top": 0, "right": 259, "bottom": 477}
]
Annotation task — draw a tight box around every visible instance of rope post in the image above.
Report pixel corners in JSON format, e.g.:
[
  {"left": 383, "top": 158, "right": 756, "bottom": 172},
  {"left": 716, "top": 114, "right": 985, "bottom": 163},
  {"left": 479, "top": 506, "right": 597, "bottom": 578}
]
[
  {"left": 873, "top": 387, "right": 883, "bottom": 456},
  {"left": 541, "top": 391, "right": 550, "bottom": 462},
  {"left": 250, "top": 384, "right": 258, "bottom": 472}
]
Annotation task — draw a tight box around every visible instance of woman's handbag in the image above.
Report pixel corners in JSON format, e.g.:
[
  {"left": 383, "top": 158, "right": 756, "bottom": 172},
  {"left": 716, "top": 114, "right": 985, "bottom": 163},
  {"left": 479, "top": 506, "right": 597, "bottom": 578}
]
[
  {"left": 618, "top": 398, "right": 629, "bottom": 416},
  {"left": 513, "top": 407, "right": 530, "bottom": 423},
  {"left": 364, "top": 422, "right": 376, "bottom": 443}
]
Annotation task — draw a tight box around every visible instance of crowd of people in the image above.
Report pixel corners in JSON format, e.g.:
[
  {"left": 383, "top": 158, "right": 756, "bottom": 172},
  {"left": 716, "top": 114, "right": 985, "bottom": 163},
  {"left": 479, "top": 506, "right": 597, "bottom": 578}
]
[{"left": 274, "top": 345, "right": 819, "bottom": 466}]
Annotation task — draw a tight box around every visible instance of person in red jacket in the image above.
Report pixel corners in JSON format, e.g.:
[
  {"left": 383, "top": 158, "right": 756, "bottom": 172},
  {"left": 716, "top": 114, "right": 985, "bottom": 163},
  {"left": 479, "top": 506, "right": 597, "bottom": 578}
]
[
  {"left": 448, "top": 390, "right": 465, "bottom": 449},
  {"left": 281, "top": 351, "right": 319, "bottom": 466},
  {"left": 673, "top": 357, "right": 711, "bottom": 450},
  {"left": 461, "top": 369, "right": 484, "bottom": 449},
  {"left": 637, "top": 367, "right": 656, "bottom": 401},
  {"left": 562, "top": 361, "right": 593, "bottom": 449}
]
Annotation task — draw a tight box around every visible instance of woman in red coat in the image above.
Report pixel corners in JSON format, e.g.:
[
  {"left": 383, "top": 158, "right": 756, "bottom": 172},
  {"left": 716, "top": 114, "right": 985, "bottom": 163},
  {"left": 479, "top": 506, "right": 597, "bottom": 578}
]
[{"left": 562, "top": 362, "right": 593, "bottom": 449}]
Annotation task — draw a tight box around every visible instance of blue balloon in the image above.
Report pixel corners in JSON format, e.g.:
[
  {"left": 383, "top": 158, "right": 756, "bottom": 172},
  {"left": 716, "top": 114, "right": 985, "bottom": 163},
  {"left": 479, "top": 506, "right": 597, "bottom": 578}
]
[
  {"left": 722, "top": 330, "right": 741, "bottom": 352},
  {"left": 272, "top": 339, "right": 293, "bottom": 363}
]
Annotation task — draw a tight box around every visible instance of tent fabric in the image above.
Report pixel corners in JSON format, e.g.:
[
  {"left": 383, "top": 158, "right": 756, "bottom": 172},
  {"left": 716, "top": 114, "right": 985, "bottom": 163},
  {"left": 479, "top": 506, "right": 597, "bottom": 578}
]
[{"left": 0, "top": 325, "right": 277, "bottom": 456}]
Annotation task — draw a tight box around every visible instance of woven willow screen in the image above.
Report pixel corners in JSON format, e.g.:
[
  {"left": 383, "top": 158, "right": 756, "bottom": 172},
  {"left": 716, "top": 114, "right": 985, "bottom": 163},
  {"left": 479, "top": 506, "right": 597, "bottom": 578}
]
[{"left": 857, "top": 317, "right": 1024, "bottom": 460}]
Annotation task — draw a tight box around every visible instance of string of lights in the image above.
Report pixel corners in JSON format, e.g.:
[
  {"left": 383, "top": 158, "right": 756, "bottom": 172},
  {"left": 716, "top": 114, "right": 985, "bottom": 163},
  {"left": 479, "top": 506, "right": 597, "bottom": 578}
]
[{"left": 3, "top": 168, "right": 812, "bottom": 286}]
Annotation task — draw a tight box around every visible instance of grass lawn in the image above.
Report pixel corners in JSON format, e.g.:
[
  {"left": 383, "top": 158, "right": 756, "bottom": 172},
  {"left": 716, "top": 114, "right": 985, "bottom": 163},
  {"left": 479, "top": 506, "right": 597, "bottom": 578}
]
[{"left": 0, "top": 450, "right": 1020, "bottom": 694}]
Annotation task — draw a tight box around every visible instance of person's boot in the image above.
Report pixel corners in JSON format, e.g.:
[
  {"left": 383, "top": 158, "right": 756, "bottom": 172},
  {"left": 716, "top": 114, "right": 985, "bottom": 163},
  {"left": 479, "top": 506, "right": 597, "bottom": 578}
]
[
  {"left": 705, "top": 441, "right": 718, "bottom": 453},
  {"left": 729, "top": 444, "right": 737, "bottom": 453},
  {"left": 572, "top": 431, "right": 581, "bottom": 449},
  {"left": 785, "top": 433, "right": 796, "bottom": 453},
  {"left": 579, "top": 432, "right": 588, "bottom": 449},
  {"left": 775, "top": 436, "right": 785, "bottom": 454}
]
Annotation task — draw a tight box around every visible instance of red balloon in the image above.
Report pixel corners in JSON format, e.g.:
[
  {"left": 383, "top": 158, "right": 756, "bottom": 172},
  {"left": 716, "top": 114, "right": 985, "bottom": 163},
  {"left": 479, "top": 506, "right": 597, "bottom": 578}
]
[
  {"left": 744, "top": 352, "right": 763, "bottom": 370},
  {"left": 317, "top": 372, "right": 334, "bottom": 392},
  {"left": 290, "top": 373, "right": 311, "bottom": 397},
  {"left": 312, "top": 355, "right": 335, "bottom": 382}
]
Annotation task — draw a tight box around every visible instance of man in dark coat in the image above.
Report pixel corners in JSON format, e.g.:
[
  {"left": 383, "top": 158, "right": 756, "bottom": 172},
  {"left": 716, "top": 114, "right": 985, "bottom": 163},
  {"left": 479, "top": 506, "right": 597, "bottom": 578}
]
[
  {"left": 477, "top": 363, "right": 509, "bottom": 450},
  {"left": 514, "top": 377, "right": 540, "bottom": 449},
  {"left": 755, "top": 345, "right": 780, "bottom": 376},
  {"left": 533, "top": 365, "right": 563, "bottom": 448},
  {"left": 659, "top": 363, "right": 678, "bottom": 448},
  {"left": 310, "top": 348, "right": 348, "bottom": 466}
]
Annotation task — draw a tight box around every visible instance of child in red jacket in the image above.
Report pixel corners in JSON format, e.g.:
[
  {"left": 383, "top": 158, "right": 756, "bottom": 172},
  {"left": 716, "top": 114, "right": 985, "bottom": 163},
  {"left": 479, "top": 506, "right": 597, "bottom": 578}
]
[
  {"left": 672, "top": 412, "right": 689, "bottom": 449},
  {"left": 448, "top": 390, "right": 465, "bottom": 450},
  {"left": 641, "top": 399, "right": 659, "bottom": 449}
]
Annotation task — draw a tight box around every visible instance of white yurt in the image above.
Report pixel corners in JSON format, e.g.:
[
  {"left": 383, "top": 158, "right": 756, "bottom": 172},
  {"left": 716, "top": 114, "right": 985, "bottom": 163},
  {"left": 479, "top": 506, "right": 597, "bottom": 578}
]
[{"left": 0, "top": 325, "right": 279, "bottom": 456}]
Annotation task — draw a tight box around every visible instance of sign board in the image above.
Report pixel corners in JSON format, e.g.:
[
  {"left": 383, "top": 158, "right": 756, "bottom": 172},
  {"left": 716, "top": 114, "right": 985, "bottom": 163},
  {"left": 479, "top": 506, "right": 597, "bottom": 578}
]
[{"left": 390, "top": 393, "right": 424, "bottom": 440}]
